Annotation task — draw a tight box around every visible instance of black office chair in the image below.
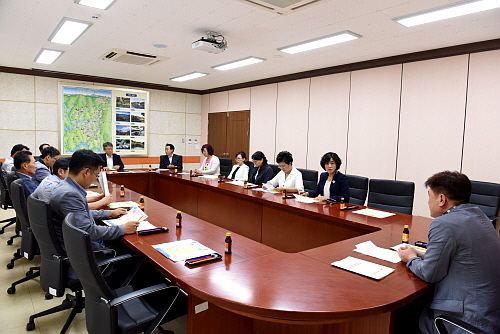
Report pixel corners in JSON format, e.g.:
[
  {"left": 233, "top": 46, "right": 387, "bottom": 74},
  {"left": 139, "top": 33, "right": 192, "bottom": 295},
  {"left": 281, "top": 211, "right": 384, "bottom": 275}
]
[
  {"left": 62, "top": 212, "right": 181, "bottom": 334},
  {"left": 219, "top": 157, "right": 232, "bottom": 177},
  {"left": 268, "top": 164, "right": 280, "bottom": 176},
  {"left": 296, "top": 168, "right": 318, "bottom": 193},
  {"left": 469, "top": 180, "right": 500, "bottom": 227},
  {"left": 244, "top": 160, "right": 254, "bottom": 170},
  {"left": 5, "top": 172, "right": 21, "bottom": 245},
  {"left": 0, "top": 166, "right": 16, "bottom": 235},
  {"left": 26, "top": 194, "right": 86, "bottom": 333},
  {"left": 434, "top": 314, "right": 487, "bottom": 334},
  {"left": 367, "top": 179, "right": 415, "bottom": 214},
  {"left": 346, "top": 174, "right": 369, "bottom": 205}
]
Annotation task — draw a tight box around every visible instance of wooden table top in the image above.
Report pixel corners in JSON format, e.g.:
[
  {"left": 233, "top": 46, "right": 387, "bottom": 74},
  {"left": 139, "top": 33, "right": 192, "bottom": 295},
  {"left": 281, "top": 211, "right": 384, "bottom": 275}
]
[{"left": 107, "top": 170, "right": 432, "bottom": 324}]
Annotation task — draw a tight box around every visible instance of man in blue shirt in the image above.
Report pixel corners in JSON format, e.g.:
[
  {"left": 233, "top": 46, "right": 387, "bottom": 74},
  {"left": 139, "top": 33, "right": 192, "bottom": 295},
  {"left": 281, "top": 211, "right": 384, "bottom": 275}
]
[
  {"left": 33, "top": 146, "right": 60, "bottom": 185},
  {"left": 13, "top": 151, "right": 38, "bottom": 197}
]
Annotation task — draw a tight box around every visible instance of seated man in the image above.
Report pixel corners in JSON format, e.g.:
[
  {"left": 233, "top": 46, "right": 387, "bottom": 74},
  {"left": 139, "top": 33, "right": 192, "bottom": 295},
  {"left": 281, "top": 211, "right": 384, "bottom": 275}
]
[
  {"left": 159, "top": 143, "right": 183, "bottom": 170},
  {"left": 99, "top": 142, "right": 124, "bottom": 170},
  {"left": 2, "top": 144, "right": 29, "bottom": 174},
  {"left": 50, "top": 149, "right": 138, "bottom": 253},
  {"left": 13, "top": 150, "right": 38, "bottom": 197},
  {"left": 33, "top": 146, "right": 60, "bottom": 185},
  {"left": 34, "top": 157, "right": 113, "bottom": 209},
  {"left": 398, "top": 171, "right": 500, "bottom": 334},
  {"left": 35, "top": 143, "right": 50, "bottom": 162}
]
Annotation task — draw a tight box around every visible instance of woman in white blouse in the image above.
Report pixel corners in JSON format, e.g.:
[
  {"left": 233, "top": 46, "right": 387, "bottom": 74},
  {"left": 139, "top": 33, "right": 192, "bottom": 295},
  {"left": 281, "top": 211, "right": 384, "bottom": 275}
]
[
  {"left": 194, "top": 144, "right": 220, "bottom": 175},
  {"left": 228, "top": 151, "right": 249, "bottom": 180},
  {"left": 263, "top": 151, "right": 304, "bottom": 193}
]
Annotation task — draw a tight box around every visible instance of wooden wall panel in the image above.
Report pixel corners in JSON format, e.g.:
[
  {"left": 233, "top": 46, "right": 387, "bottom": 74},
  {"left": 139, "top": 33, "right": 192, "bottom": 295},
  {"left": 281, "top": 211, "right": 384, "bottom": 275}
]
[
  {"left": 346, "top": 65, "right": 402, "bottom": 179},
  {"left": 275, "top": 79, "right": 310, "bottom": 168},
  {"left": 397, "top": 55, "right": 469, "bottom": 217},
  {"left": 228, "top": 87, "right": 250, "bottom": 111},
  {"left": 249, "top": 83, "right": 278, "bottom": 160},
  {"left": 461, "top": 50, "right": 500, "bottom": 183},
  {"left": 307, "top": 72, "right": 350, "bottom": 172}
]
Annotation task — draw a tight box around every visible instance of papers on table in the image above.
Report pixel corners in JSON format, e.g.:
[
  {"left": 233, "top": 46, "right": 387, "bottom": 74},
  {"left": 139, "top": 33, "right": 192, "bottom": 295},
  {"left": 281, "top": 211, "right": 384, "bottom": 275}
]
[
  {"left": 136, "top": 221, "right": 157, "bottom": 231},
  {"left": 293, "top": 194, "right": 319, "bottom": 204},
  {"left": 226, "top": 180, "right": 244, "bottom": 186},
  {"left": 86, "top": 190, "right": 100, "bottom": 197},
  {"left": 177, "top": 172, "right": 190, "bottom": 175},
  {"left": 153, "top": 239, "right": 215, "bottom": 262},
  {"left": 103, "top": 206, "right": 147, "bottom": 226},
  {"left": 354, "top": 241, "right": 401, "bottom": 263},
  {"left": 391, "top": 243, "right": 427, "bottom": 253},
  {"left": 201, "top": 175, "right": 219, "bottom": 179},
  {"left": 98, "top": 171, "right": 110, "bottom": 196},
  {"left": 332, "top": 256, "right": 395, "bottom": 280},
  {"left": 252, "top": 188, "right": 279, "bottom": 193},
  {"left": 108, "top": 201, "right": 139, "bottom": 209},
  {"left": 353, "top": 208, "right": 395, "bottom": 218}
]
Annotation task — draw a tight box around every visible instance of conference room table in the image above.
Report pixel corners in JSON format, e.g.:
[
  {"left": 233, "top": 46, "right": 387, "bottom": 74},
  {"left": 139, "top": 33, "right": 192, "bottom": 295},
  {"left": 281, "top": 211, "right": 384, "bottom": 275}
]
[{"left": 106, "top": 169, "right": 432, "bottom": 334}]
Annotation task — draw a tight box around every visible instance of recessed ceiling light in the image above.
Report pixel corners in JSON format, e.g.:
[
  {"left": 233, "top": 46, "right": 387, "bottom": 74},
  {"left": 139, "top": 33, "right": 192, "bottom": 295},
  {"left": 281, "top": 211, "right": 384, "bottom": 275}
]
[
  {"left": 170, "top": 72, "right": 207, "bottom": 82},
  {"left": 49, "top": 18, "right": 92, "bottom": 45},
  {"left": 394, "top": 0, "right": 500, "bottom": 27},
  {"left": 34, "top": 49, "right": 63, "bottom": 64},
  {"left": 278, "top": 31, "right": 361, "bottom": 54},
  {"left": 153, "top": 44, "right": 168, "bottom": 48},
  {"left": 212, "top": 57, "right": 265, "bottom": 71},
  {"left": 74, "top": 0, "right": 116, "bottom": 10}
]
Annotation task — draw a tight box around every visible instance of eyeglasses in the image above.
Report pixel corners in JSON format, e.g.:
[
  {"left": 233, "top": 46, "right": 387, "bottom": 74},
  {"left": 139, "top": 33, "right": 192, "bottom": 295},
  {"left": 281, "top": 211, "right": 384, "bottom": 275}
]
[
  {"left": 87, "top": 168, "right": 100, "bottom": 178},
  {"left": 278, "top": 164, "right": 288, "bottom": 169}
]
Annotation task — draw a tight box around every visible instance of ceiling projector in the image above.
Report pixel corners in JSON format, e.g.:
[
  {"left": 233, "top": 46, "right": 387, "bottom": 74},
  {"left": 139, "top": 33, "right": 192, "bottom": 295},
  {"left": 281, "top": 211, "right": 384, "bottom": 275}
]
[{"left": 192, "top": 31, "right": 227, "bottom": 54}]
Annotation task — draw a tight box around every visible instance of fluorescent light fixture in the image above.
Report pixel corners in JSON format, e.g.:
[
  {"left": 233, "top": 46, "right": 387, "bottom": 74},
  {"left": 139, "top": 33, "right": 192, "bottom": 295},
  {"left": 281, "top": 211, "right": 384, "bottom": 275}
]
[
  {"left": 278, "top": 31, "right": 361, "bottom": 54},
  {"left": 49, "top": 18, "right": 92, "bottom": 45},
  {"left": 34, "top": 49, "right": 63, "bottom": 64},
  {"left": 395, "top": 0, "right": 500, "bottom": 27},
  {"left": 170, "top": 72, "right": 207, "bottom": 82},
  {"left": 212, "top": 57, "right": 265, "bottom": 71},
  {"left": 74, "top": 0, "right": 116, "bottom": 10}
]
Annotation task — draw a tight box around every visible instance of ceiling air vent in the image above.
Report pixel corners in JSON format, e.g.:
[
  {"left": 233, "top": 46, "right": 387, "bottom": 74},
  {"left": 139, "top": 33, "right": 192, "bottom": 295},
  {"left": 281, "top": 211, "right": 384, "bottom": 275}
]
[
  {"left": 237, "top": 0, "right": 326, "bottom": 15},
  {"left": 100, "top": 49, "right": 169, "bottom": 66}
]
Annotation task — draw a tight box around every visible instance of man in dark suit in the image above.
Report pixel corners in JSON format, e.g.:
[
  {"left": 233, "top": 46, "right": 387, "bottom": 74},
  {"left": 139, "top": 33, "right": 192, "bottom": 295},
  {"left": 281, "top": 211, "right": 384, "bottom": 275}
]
[
  {"left": 99, "top": 142, "right": 124, "bottom": 170},
  {"left": 159, "top": 143, "right": 183, "bottom": 170}
]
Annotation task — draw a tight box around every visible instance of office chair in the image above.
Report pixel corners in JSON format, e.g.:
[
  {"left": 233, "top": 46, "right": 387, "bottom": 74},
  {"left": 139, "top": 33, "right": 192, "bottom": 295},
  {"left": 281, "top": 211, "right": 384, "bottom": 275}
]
[
  {"left": 26, "top": 194, "right": 86, "bottom": 333},
  {"left": 296, "top": 168, "right": 318, "bottom": 193},
  {"left": 244, "top": 160, "right": 254, "bottom": 170},
  {"left": 346, "top": 174, "right": 369, "bottom": 205},
  {"left": 5, "top": 172, "right": 21, "bottom": 245},
  {"left": 6, "top": 179, "right": 40, "bottom": 293},
  {"left": 434, "top": 314, "right": 487, "bottom": 334},
  {"left": 367, "top": 179, "right": 415, "bottom": 214},
  {"left": 219, "top": 157, "right": 232, "bottom": 177},
  {"left": 62, "top": 212, "right": 181, "bottom": 334},
  {"left": 0, "top": 166, "right": 16, "bottom": 235},
  {"left": 469, "top": 180, "right": 500, "bottom": 227},
  {"left": 268, "top": 164, "right": 280, "bottom": 176}
]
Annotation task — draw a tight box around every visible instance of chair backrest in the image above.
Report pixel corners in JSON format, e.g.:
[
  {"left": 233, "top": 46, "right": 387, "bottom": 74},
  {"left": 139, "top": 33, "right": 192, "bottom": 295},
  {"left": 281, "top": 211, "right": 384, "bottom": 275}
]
[
  {"left": 62, "top": 213, "right": 116, "bottom": 333},
  {"left": 219, "top": 158, "right": 232, "bottom": 177},
  {"left": 367, "top": 179, "right": 415, "bottom": 214},
  {"left": 28, "top": 194, "right": 68, "bottom": 297},
  {"left": 346, "top": 174, "right": 369, "bottom": 205},
  {"left": 296, "top": 168, "right": 318, "bottom": 193},
  {"left": 268, "top": 164, "right": 280, "bottom": 176},
  {"left": 470, "top": 180, "right": 500, "bottom": 224},
  {"left": 434, "top": 314, "right": 487, "bottom": 334},
  {"left": 0, "top": 169, "right": 12, "bottom": 210},
  {"left": 244, "top": 160, "right": 254, "bottom": 170},
  {"left": 10, "top": 178, "right": 38, "bottom": 260},
  {"left": 6, "top": 172, "right": 18, "bottom": 196}
]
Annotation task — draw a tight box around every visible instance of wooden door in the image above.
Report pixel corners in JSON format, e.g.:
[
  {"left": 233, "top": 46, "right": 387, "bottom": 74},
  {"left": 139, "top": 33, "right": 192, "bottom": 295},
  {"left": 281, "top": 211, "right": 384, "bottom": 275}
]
[
  {"left": 208, "top": 111, "right": 250, "bottom": 160},
  {"left": 208, "top": 112, "right": 227, "bottom": 158}
]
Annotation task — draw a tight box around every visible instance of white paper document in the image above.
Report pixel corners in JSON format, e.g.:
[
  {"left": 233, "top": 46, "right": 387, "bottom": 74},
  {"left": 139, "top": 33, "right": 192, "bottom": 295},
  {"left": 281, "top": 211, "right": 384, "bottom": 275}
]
[
  {"left": 332, "top": 256, "right": 395, "bottom": 280},
  {"left": 391, "top": 243, "right": 427, "bottom": 253},
  {"left": 293, "top": 194, "right": 319, "bottom": 203},
  {"left": 177, "top": 172, "right": 190, "bottom": 175},
  {"left": 353, "top": 208, "right": 395, "bottom": 218},
  {"left": 153, "top": 239, "right": 215, "bottom": 262},
  {"left": 136, "top": 221, "right": 157, "bottom": 231},
  {"left": 103, "top": 206, "right": 147, "bottom": 226},
  {"left": 354, "top": 241, "right": 401, "bottom": 263},
  {"left": 108, "top": 201, "right": 139, "bottom": 209},
  {"left": 98, "top": 171, "right": 110, "bottom": 196},
  {"left": 86, "top": 190, "right": 100, "bottom": 197},
  {"left": 201, "top": 175, "right": 219, "bottom": 179},
  {"left": 226, "top": 180, "right": 244, "bottom": 186}
]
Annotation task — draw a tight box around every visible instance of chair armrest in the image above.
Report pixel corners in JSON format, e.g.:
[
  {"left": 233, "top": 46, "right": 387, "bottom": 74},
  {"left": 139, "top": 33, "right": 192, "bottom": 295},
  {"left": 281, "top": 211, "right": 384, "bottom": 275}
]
[
  {"left": 434, "top": 314, "right": 487, "bottom": 334},
  {"left": 96, "top": 254, "right": 136, "bottom": 267},
  {"left": 109, "top": 283, "right": 178, "bottom": 307}
]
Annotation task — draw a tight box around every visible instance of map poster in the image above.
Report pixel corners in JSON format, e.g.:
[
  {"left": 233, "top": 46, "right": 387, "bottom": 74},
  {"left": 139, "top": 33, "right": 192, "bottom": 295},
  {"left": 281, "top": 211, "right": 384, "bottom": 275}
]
[{"left": 60, "top": 83, "right": 148, "bottom": 156}]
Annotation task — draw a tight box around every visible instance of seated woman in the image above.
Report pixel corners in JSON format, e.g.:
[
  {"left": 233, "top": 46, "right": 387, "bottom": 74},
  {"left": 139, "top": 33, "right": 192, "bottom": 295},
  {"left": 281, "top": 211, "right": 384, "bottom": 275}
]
[
  {"left": 263, "top": 151, "right": 304, "bottom": 193},
  {"left": 228, "top": 151, "right": 249, "bottom": 180},
  {"left": 302, "top": 152, "right": 349, "bottom": 202},
  {"left": 194, "top": 144, "right": 220, "bottom": 175},
  {"left": 248, "top": 151, "right": 274, "bottom": 185}
]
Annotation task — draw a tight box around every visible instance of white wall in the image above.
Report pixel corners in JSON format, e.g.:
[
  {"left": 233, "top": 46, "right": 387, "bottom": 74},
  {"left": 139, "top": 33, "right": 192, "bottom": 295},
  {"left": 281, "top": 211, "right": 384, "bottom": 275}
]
[{"left": 201, "top": 50, "right": 500, "bottom": 217}]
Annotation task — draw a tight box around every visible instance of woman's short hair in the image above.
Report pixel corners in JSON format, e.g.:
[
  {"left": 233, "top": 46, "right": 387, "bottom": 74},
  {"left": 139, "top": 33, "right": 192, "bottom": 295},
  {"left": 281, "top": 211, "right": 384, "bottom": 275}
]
[
  {"left": 320, "top": 152, "right": 342, "bottom": 171},
  {"left": 251, "top": 151, "right": 267, "bottom": 165},
  {"left": 276, "top": 151, "right": 293, "bottom": 165},
  {"left": 235, "top": 151, "right": 247, "bottom": 159},
  {"left": 201, "top": 144, "right": 214, "bottom": 156}
]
